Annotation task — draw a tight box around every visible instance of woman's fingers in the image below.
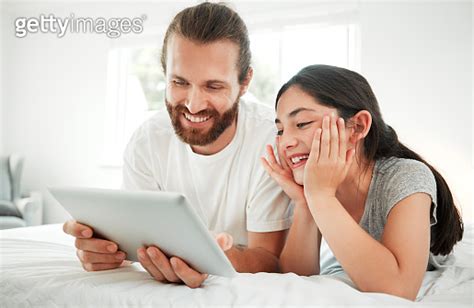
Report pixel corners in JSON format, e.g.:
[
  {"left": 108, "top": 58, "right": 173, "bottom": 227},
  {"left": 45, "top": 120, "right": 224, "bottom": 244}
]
[
  {"left": 329, "top": 114, "right": 339, "bottom": 161},
  {"left": 264, "top": 145, "right": 287, "bottom": 175},
  {"left": 337, "top": 117, "right": 354, "bottom": 170},
  {"left": 338, "top": 117, "right": 347, "bottom": 159},
  {"left": 308, "top": 128, "right": 322, "bottom": 164},
  {"left": 304, "top": 114, "right": 354, "bottom": 197},
  {"left": 261, "top": 157, "right": 284, "bottom": 181},
  {"left": 261, "top": 157, "right": 289, "bottom": 185},
  {"left": 266, "top": 144, "right": 279, "bottom": 166},
  {"left": 320, "top": 116, "right": 330, "bottom": 159}
]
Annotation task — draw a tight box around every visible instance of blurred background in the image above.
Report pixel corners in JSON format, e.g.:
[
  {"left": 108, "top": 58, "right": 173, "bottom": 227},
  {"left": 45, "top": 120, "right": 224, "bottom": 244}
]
[{"left": 0, "top": 0, "right": 472, "bottom": 225}]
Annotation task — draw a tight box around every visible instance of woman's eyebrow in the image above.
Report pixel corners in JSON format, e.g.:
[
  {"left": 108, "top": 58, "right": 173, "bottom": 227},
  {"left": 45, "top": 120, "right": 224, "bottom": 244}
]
[
  {"left": 288, "top": 107, "right": 317, "bottom": 118},
  {"left": 275, "top": 108, "right": 318, "bottom": 124}
]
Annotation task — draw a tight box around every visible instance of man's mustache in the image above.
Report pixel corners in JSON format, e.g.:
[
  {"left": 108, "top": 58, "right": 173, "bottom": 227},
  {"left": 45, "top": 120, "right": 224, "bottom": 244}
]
[{"left": 173, "top": 104, "right": 218, "bottom": 117}]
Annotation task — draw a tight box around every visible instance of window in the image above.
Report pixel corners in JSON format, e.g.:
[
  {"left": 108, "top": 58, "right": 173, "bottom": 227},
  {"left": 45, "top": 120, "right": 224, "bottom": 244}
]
[
  {"left": 102, "top": 13, "right": 359, "bottom": 166},
  {"left": 248, "top": 23, "right": 359, "bottom": 105},
  {"left": 102, "top": 45, "right": 163, "bottom": 166}
]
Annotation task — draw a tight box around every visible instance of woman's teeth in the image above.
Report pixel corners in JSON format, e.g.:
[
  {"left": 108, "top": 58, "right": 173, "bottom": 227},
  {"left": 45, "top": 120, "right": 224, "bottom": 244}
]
[
  {"left": 291, "top": 155, "right": 309, "bottom": 164},
  {"left": 184, "top": 113, "right": 210, "bottom": 123}
]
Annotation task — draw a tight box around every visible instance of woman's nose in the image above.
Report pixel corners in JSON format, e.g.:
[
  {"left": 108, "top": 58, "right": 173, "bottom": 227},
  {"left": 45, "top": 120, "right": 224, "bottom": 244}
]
[{"left": 279, "top": 131, "right": 298, "bottom": 150}]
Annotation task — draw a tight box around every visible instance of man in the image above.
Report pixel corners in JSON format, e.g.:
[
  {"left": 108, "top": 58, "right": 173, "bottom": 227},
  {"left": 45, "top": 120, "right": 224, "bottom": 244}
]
[{"left": 63, "top": 2, "right": 292, "bottom": 288}]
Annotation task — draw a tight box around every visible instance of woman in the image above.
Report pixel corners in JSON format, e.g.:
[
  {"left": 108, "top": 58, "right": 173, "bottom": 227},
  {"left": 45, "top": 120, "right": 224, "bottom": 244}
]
[{"left": 261, "top": 65, "right": 463, "bottom": 300}]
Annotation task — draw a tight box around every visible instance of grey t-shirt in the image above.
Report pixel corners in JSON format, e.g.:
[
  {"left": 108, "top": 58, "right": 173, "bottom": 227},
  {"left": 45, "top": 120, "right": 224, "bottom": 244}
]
[{"left": 320, "top": 157, "right": 444, "bottom": 275}]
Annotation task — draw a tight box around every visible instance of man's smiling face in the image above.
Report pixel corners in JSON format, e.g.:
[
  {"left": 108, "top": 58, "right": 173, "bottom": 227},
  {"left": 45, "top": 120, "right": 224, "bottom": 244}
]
[{"left": 164, "top": 35, "right": 243, "bottom": 147}]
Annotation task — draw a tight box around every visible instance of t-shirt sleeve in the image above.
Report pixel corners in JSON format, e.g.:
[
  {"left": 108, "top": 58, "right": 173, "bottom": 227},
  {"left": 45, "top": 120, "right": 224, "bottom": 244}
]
[
  {"left": 382, "top": 160, "right": 438, "bottom": 226},
  {"left": 245, "top": 145, "right": 293, "bottom": 232},
  {"left": 121, "top": 127, "right": 161, "bottom": 191}
]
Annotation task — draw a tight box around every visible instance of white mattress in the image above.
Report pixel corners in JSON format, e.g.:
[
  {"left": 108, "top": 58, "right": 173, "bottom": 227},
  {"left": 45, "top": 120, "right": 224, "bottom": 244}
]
[{"left": 1, "top": 223, "right": 473, "bottom": 307}]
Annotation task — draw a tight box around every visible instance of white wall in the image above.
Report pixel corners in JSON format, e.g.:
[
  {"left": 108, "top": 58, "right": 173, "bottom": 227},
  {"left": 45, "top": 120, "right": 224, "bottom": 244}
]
[
  {"left": 1, "top": 2, "right": 192, "bottom": 223},
  {"left": 360, "top": 1, "right": 472, "bottom": 221},
  {"left": 0, "top": 3, "right": 5, "bottom": 154},
  {"left": 1, "top": 1, "right": 472, "bottom": 224},
  {"left": 2, "top": 19, "right": 113, "bottom": 222}
]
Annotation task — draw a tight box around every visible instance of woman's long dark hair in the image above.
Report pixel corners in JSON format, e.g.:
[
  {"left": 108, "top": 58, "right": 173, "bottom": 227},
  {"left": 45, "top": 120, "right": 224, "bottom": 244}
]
[{"left": 276, "top": 64, "right": 463, "bottom": 255}]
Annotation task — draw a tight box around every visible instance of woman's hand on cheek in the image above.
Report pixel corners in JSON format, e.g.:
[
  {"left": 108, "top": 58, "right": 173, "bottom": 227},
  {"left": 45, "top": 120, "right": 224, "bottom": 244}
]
[
  {"left": 303, "top": 114, "right": 355, "bottom": 201},
  {"left": 261, "top": 138, "right": 306, "bottom": 205}
]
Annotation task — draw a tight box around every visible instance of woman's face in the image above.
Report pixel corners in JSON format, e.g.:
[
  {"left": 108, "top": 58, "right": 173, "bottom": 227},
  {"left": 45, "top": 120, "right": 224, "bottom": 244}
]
[{"left": 275, "top": 85, "right": 340, "bottom": 185}]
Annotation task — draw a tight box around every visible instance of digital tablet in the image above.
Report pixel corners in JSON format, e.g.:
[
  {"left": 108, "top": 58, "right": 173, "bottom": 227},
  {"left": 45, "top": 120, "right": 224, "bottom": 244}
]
[{"left": 49, "top": 187, "right": 237, "bottom": 278}]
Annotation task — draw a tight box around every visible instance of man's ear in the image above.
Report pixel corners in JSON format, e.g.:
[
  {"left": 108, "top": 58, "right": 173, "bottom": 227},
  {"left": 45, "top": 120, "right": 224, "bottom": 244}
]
[
  {"left": 239, "top": 67, "right": 253, "bottom": 96},
  {"left": 348, "top": 110, "right": 372, "bottom": 144}
]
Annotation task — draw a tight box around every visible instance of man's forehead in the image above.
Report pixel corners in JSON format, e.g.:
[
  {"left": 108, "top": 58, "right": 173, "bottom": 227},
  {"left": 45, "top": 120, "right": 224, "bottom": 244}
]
[
  {"left": 167, "top": 34, "right": 239, "bottom": 54},
  {"left": 166, "top": 35, "right": 240, "bottom": 82}
]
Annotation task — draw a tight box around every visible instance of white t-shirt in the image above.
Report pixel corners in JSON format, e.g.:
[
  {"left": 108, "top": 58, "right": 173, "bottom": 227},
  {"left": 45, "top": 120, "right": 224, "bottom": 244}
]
[{"left": 122, "top": 99, "right": 293, "bottom": 245}]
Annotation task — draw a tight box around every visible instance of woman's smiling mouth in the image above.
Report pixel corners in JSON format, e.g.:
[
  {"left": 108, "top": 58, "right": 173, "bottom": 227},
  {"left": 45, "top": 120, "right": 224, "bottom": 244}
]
[{"left": 288, "top": 153, "right": 309, "bottom": 169}]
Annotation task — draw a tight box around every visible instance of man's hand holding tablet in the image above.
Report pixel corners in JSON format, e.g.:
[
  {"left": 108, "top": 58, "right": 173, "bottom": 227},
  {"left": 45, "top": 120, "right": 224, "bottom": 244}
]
[
  {"left": 54, "top": 187, "right": 237, "bottom": 288},
  {"left": 63, "top": 220, "right": 234, "bottom": 288},
  {"left": 63, "top": 220, "right": 129, "bottom": 271},
  {"left": 137, "top": 232, "right": 233, "bottom": 288}
]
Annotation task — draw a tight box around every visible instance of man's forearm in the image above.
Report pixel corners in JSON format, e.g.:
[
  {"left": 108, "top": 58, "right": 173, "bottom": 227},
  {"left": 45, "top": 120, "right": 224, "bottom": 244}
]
[{"left": 226, "top": 245, "right": 279, "bottom": 273}]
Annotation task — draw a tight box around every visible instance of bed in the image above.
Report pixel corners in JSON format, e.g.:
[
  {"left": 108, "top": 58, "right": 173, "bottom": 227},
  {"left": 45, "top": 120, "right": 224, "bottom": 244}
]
[{"left": 1, "top": 223, "right": 473, "bottom": 307}]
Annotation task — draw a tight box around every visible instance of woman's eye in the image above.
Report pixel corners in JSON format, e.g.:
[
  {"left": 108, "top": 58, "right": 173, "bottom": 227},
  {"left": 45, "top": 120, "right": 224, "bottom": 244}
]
[
  {"left": 296, "top": 121, "right": 314, "bottom": 129},
  {"left": 276, "top": 129, "right": 283, "bottom": 136}
]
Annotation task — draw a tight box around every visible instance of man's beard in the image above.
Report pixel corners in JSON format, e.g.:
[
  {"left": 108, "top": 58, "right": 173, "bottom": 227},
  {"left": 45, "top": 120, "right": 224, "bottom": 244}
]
[{"left": 165, "top": 98, "right": 239, "bottom": 146}]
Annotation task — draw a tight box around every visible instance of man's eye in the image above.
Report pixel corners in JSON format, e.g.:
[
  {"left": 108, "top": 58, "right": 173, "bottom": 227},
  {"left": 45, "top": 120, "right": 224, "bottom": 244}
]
[
  {"left": 173, "top": 80, "right": 186, "bottom": 86},
  {"left": 207, "top": 85, "right": 222, "bottom": 90},
  {"left": 296, "top": 121, "right": 314, "bottom": 129}
]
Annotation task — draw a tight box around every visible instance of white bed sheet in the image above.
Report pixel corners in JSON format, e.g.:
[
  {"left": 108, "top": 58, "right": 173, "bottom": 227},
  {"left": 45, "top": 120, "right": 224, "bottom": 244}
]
[{"left": 1, "top": 223, "right": 472, "bottom": 307}]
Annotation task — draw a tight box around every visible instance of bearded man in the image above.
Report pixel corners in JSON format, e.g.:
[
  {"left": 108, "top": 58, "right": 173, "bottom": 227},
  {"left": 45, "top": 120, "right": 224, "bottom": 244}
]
[{"left": 63, "top": 2, "right": 292, "bottom": 288}]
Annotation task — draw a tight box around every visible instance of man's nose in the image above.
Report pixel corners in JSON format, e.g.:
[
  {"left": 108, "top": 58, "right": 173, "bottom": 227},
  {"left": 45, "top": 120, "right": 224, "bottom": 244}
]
[{"left": 185, "top": 86, "right": 207, "bottom": 114}]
